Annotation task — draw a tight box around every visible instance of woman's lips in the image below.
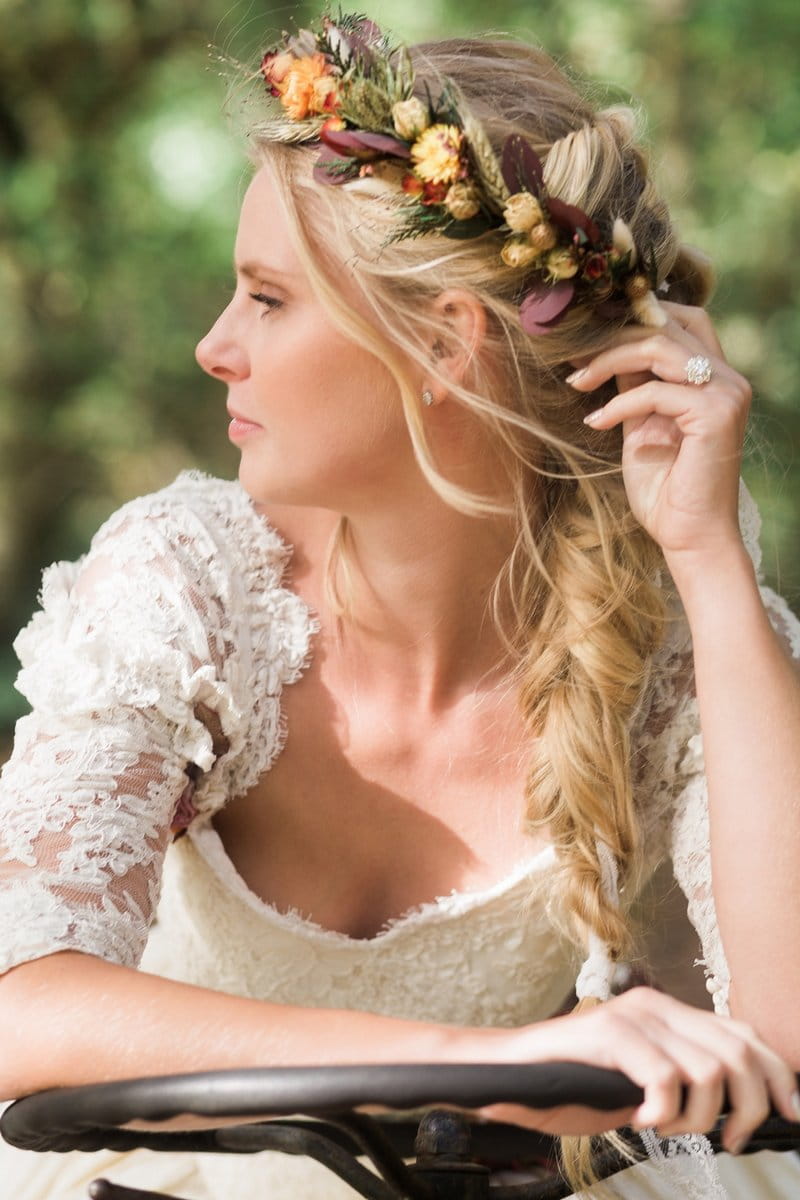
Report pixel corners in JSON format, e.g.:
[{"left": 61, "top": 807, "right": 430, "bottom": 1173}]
[{"left": 227, "top": 407, "right": 263, "bottom": 442}]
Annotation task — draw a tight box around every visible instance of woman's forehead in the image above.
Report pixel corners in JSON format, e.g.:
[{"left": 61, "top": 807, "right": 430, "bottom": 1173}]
[{"left": 235, "top": 166, "right": 300, "bottom": 278}]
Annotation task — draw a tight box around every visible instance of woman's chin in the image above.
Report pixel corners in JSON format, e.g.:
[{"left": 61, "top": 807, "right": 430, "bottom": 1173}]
[{"left": 237, "top": 458, "right": 317, "bottom": 509}]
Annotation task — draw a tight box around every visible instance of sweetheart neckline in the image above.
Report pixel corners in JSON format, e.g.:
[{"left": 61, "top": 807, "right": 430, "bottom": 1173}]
[{"left": 187, "top": 822, "right": 557, "bottom": 947}]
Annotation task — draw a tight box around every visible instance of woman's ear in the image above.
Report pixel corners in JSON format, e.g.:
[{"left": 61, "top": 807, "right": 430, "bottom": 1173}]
[{"left": 423, "top": 288, "right": 487, "bottom": 403}]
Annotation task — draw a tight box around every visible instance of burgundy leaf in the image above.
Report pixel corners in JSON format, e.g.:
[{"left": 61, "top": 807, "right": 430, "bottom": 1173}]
[
  {"left": 352, "top": 18, "right": 384, "bottom": 42},
  {"left": 546, "top": 197, "right": 601, "bottom": 245},
  {"left": 320, "top": 127, "right": 410, "bottom": 159},
  {"left": 347, "top": 18, "right": 384, "bottom": 60},
  {"left": 501, "top": 135, "right": 544, "bottom": 197},
  {"left": 313, "top": 145, "right": 360, "bottom": 186},
  {"left": 519, "top": 281, "right": 575, "bottom": 335}
]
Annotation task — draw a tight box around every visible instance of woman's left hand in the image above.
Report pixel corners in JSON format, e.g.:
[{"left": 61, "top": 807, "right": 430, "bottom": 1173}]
[{"left": 568, "top": 302, "right": 751, "bottom": 563}]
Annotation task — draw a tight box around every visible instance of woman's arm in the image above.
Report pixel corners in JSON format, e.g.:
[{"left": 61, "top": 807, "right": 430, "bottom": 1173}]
[
  {"left": 1, "top": 952, "right": 797, "bottom": 1152},
  {"left": 665, "top": 542, "right": 800, "bottom": 1059},
  {"left": 571, "top": 302, "right": 800, "bottom": 1062}
]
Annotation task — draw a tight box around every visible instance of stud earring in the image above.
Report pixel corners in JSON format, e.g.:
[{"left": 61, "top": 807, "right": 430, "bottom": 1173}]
[{"left": 422, "top": 389, "right": 434, "bottom": 407}]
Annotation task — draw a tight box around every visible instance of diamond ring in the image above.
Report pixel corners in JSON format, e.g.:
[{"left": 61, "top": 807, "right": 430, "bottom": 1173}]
[{"left": 684, "top": 354, "right": 713, "bottom": 386}]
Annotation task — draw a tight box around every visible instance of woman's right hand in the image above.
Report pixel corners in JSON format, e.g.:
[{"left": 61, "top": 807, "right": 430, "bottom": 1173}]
[{"left": 475, "top": 987, "right": 800, "bottom": 1154}]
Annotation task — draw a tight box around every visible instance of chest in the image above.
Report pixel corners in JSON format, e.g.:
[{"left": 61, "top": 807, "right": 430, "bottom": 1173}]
[{"left": 212, "top": 667, "right": 541, "bottom": 939}]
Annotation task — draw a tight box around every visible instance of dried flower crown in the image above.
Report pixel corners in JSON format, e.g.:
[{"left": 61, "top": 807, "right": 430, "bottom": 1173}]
[{"left": 259, "top": 11, "right": 667, "bottom": 335}]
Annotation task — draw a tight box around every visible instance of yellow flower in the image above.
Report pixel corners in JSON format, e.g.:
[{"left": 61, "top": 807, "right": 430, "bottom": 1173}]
[
  {"left": 500, "top": 237, "right": 540, "bottom": 269},
  {"left": 410, "top": 124, "right": 464, "bottom": 185},
  {"left": 503, "top": 192, "right": 544, "bottom": 233},
  {"left": 545, "top": 247, "right": 579, "bottom": 280},
  {"left": 444, "top": 182, "right": 481, "bottom": 220},
  {"left": 280, "top": 54, "right": 340, "bottom": 121},
  {"left": 392, "top": 98, "right": 430, "bottom": 140}
]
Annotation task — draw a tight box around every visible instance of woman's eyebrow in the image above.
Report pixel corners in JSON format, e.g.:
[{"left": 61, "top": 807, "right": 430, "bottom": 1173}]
[{"left": 234, "top": 259, "right": 292, "bottom": 282}]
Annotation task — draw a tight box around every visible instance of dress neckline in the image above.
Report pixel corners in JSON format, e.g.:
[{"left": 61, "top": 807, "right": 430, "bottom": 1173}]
[{"left": 188, "top": 822, "right": 557, "bottom": 948}]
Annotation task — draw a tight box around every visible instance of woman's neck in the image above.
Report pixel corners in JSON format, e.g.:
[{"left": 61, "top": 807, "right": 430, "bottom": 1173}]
[{"left": 279, "top": 493, "right": 518, "bottom": 710}]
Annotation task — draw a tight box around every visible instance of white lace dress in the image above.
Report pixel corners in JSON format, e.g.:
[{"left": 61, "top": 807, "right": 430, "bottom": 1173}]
[{"left": 1, "top": 472, "right": 798, "bottom": 1200}]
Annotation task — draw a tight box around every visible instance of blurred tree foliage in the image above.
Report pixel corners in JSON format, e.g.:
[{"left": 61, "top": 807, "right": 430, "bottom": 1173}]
[{"left": 1, "top": 0, "right": 798, "bottom": 739}]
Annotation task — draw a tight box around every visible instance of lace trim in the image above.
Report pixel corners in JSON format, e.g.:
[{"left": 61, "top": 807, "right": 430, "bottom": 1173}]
[
  {"left": 639, "top": 1128, "right": 728, "bottom": 1199},
  {"left": 158, "top": 473, "right": 320, "bottom": 810}
]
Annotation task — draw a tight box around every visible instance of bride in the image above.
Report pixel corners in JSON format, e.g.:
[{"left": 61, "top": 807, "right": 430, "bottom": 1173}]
[{"left": 0, "top": 13, "right": 799, "bottom": 1199}]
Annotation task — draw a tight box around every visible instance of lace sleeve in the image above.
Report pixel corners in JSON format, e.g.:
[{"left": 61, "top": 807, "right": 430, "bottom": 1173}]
[
  {"left": 0, "top": 492, "right": 240, "bottom": 975},
  {"left": 663, "top": 485, "right": 800, "bottom": 1014}
]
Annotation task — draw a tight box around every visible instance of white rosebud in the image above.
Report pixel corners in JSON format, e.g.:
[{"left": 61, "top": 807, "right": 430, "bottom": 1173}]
[
  {"left": 392, "top": 97, "right": 430, "bottom": 141},
  {"left": 501, "top": 237, "right": 540, "bottom": 269},
  {"left": 444, "top": 182, "right": 481, "bottom": 220},
  {"left": 545, "top": 247, "right": 579, "bottom": 280},
  {"left": 503, "top": 191, "right": 544, "bottom": 233},
  {"left": 528, "top": 221, "right": 558, "bottom": 253}
]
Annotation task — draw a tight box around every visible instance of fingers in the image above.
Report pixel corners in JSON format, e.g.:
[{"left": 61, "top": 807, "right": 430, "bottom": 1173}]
[
  {"left": 514, "top": 989, "right": 800, "bottom": 1147},
  {"left": 612, "top": 991, "right": 800, "bottom": 1153},
  {"left": 715, "top": 1038, "right": 771, "bottom": 1154},
  {"left": 706, "top": 1019, "right": 800, "bottom": 1152},
  {"left": 636, "top": 1025, "right": 726, "bottom": 1137},
  {"left": 581, "top": 379, "right": 748, "bottom": 443},
  {"left": 564, "top": 325, "right": 751, "bottom": 555},
  {"left": 567, "top": 332, "right": 739, "bottom": 397}
]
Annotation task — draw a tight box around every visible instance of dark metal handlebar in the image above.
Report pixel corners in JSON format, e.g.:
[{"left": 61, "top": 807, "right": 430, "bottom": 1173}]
[
  {"left": 0, "top": 1061, "right": 644, "bottom": 1154},
  {"left": 3, "top": 1064, "right": 800, "bottom": 1200}
]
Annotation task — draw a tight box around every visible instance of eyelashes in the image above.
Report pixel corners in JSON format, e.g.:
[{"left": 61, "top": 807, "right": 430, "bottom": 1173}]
[{"left": 248, "top": 292, "right": 283, "bottom": 317}]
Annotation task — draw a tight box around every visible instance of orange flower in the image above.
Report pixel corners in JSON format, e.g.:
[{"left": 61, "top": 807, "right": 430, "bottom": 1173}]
[
  {"left": 279, "top": 54, "right": 340, "bottom": 121},
  {"left": 421, "top": 180, "right": 450, "bottom": 206},
  {"left": 261, "top": 51, "right": 296, "bottom": 95},
  {"left": 402, "top": 175, "right": 449, "bottom": 206}
]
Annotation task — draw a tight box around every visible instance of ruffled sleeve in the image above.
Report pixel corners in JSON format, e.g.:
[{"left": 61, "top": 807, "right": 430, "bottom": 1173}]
[
  {"left": 0, "top": 473, "right": 317, "bottom": 974},
  {"left": 643, "top": 484, "right": 800, "bottom": 1013}
]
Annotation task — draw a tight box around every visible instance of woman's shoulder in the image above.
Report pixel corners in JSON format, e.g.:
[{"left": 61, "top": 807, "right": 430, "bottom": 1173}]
[
  {"left": 90, "top": 469, "right": 292, "bottom": 584},
  {"left": 15, "top": 471, "right": 315, "bottom": 690},
  {"left": 13, "top": 471, "right": 319, "bottom": 790}
]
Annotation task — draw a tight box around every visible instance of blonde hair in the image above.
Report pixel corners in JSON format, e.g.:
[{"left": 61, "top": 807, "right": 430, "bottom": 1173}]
[{"left": 247, "top": 34, "right": 712, "bottom": 1190}]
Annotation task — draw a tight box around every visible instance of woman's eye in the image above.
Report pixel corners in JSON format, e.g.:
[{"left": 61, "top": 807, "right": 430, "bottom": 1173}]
[{"left": 249, "top": 292, "right": 283, "bottom": 316}]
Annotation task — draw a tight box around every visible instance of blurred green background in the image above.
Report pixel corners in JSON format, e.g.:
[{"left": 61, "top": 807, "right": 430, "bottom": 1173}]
[{"left": 1, "top": 0, "right": 798, "bottom": 745}]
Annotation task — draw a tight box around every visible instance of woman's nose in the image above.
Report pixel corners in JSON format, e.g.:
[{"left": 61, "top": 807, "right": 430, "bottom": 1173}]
[{"left": 195, "top": 311, "right": 249, "bottom": 381}]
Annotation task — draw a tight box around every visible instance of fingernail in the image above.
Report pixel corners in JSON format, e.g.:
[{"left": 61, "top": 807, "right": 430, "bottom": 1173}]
[
  {"left": 583, "top": 407, "right": 605, "bottom": 425},
  {"left": 565, "top": 368, "right": 588, "bottom": 385},
  {"left": 791, "top": 1090, "right": 800, "bottom": 1121}
]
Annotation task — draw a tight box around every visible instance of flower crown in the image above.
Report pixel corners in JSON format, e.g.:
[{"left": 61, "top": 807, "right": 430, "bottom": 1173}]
[{"left": 259, "top": 11, "right": 666, "bottom": 335}]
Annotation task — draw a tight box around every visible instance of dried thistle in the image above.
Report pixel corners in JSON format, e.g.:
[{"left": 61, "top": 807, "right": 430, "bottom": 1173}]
[
  {"left": 339, "top": 77, "right": 394, "bottom": 131},
  {"left": 611, "top": 217, "right": 637, "bottom": 265}
]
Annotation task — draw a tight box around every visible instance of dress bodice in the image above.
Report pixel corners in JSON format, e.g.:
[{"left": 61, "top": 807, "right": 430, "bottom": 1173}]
[{"left": 143, "top": 826, "right": 577, "bottom": 1026}]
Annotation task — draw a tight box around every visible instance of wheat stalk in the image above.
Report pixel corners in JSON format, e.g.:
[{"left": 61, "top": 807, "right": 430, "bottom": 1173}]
[
  {"left": 251, "top": 116, "right": 324, "bottom": 143},
  {"left": 462, "top": 112, "right": 510, "bottom": 211}
]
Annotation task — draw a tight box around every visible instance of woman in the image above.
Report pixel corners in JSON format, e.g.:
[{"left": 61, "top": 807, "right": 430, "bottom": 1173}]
[{"left": 0, "top": 14, "right": 799, "bottom": 1199}]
